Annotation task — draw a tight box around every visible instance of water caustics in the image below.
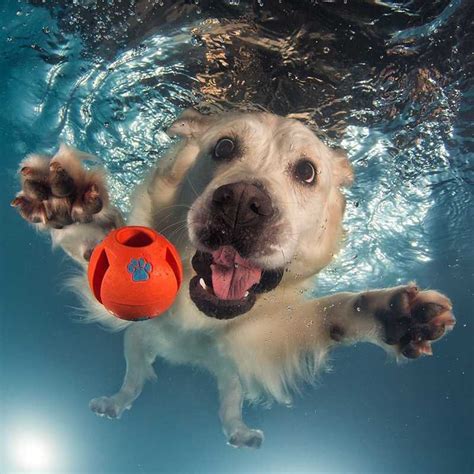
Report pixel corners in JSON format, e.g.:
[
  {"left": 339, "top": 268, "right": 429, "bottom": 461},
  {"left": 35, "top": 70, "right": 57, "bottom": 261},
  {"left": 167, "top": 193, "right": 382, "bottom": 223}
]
[{"left": 3, "top": 0, "right": 473, "bottom": 294}]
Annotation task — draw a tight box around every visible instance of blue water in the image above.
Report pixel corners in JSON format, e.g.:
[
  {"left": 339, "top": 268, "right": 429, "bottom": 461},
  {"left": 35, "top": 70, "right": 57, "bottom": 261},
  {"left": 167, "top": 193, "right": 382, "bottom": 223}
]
[{"left": 0, "top": 1, "right": 473, "bottom": 472}]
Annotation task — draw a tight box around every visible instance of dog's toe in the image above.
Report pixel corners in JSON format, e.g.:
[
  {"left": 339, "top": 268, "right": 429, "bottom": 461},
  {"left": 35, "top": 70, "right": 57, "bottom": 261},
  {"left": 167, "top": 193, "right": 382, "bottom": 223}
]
[
  {"left": 89, "top": 396, "right": 125, "bottom": 419},
  {"left": 228, "top": 428, "right": 264, "bottom": 449}
]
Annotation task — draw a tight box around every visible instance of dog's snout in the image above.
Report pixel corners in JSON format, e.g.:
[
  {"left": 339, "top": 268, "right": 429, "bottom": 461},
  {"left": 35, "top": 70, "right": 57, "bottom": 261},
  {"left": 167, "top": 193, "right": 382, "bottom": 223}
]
[{"left": 212, "top": 182, "right": 274, "bottom": 227}]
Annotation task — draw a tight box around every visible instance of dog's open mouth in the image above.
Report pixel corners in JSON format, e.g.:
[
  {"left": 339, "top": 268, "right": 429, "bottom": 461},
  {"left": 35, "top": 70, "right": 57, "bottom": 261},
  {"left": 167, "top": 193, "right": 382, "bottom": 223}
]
[{"left": 189, "top": 246, "right": 283, "bottom": 319}]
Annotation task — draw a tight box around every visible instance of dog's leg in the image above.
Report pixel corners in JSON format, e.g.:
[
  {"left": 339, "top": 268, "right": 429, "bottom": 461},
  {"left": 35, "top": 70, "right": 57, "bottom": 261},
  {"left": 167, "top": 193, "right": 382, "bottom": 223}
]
[
  {"left": 89, "top": 324, "right": 157, "bottom": 419},
  {"left": 11, "top": 145, "right": 123, "bottom": 264},
  {"left": 216, "top": 372, "right": 264, "bottom": 449},
  {"left": 143, "top": 110, "right": 214, "bottom": 226},
  {"left": 309, "top": 284, "right": 455, "bottom": 358}
]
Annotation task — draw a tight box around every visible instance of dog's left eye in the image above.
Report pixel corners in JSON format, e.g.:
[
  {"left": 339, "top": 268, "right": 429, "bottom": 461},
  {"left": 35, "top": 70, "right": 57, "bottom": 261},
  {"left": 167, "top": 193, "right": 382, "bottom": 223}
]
[
  {"left": 294, "top": 159, "right": 317, "bottom": 185},
  {"left": 213, "top": 138, "right": 235, "bottom": 161}
]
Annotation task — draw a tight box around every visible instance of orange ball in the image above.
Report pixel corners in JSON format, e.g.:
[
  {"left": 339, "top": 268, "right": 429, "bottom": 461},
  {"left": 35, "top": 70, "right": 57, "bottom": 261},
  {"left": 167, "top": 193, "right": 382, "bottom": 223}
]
[{"left": 87, "top": 226, "right": 183, "bottom": 321}]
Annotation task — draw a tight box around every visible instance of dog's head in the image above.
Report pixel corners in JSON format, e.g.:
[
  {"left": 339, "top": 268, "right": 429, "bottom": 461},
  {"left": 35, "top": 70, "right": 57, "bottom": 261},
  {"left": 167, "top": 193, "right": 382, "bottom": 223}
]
[{"left": 166, "top": 109, "right": 353, "bottom": 320}]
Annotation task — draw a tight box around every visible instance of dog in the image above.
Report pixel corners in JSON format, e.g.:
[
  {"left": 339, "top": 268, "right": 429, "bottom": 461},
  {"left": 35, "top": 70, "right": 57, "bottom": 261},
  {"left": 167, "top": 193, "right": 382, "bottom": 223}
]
[{"left": 12, "top": 109, "right": 455, "bottom": 448}]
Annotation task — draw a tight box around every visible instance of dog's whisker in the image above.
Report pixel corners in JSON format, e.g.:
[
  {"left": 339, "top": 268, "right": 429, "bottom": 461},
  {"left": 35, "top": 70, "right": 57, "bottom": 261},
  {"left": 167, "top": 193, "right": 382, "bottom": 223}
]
[
  {"left": 186, "top": 174, "right": 200, "bottom": 199},
  {"left": 158, "top": 219, "right": 189, "bottom": 235},
  {"left": 278, "top": 243, "right": 290, "bottom": 266},
  {"left": 168, "top": 223, "right": 189, "bottom": 238},
  {"left": 155, "top": 203, "right": 192, "bottom": 213}
]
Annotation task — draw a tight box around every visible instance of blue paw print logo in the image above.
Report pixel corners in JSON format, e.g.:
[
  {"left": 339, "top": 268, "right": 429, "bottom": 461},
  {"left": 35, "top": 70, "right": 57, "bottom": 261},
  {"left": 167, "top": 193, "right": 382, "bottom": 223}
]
[{"left": 127, "top": 258, "right": 152, "bottom": 282}]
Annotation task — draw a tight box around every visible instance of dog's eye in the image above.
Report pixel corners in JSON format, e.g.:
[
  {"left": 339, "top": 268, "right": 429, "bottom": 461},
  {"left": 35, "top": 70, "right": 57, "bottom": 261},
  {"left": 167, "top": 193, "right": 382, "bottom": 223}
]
[
  {"left": 213, "top": 138, "right": 235, "bottom": 161},
  {"left": 294, "top": 159, "right": 317, "bottom": 185}
]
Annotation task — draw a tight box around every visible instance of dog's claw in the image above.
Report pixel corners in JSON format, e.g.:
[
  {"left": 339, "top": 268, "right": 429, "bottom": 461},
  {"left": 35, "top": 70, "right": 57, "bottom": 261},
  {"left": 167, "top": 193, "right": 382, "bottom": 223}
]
[{"left": 11, "top": 196, "right": 23, "bottom": 207}]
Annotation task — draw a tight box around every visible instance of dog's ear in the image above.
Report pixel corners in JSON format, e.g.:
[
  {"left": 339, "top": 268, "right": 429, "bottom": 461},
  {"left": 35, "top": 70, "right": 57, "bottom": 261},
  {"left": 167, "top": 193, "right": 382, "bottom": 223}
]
[
  {"left": 167, "top": 108, "right": 213, "bottom": 138},
  {"left": 331, "top": 148, "right": 354, "bottom": 187}
]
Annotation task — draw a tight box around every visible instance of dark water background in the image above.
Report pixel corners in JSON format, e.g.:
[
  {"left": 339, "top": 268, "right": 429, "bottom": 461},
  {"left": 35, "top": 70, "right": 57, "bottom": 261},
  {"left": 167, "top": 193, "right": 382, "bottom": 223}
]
[{"left": 0, "top": 0, "right": 473, "bottom": 472}]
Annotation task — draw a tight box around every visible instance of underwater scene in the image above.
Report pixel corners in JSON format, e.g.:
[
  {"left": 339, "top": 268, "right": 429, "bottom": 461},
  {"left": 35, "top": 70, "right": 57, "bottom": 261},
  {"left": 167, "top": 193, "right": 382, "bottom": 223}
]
[{"left": 0, "top": 0, "right": 473, "bottom": 473}]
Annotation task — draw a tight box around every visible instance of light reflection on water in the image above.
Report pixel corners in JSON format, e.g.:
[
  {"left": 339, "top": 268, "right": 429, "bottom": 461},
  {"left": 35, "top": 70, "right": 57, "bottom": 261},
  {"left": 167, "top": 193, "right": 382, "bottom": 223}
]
[{"left": 7, "top": 0, "right": 470, "bottom": 294}]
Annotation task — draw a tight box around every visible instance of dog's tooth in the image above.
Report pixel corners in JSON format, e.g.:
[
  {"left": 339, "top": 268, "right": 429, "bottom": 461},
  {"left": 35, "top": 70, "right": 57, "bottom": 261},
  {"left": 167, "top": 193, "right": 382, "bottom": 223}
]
[
  {"left": 199, "top": 278, "right": 207, "bottom": 290},
  {"left": 244, "top": 291, "right": 249, "bottom": 297}
]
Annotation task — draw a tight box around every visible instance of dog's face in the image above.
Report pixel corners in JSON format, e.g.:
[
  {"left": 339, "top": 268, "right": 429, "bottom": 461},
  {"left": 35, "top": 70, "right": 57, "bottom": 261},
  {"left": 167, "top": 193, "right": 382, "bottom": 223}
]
[{"left": 167, "top": 110, "right": 353, "bottom": 320}]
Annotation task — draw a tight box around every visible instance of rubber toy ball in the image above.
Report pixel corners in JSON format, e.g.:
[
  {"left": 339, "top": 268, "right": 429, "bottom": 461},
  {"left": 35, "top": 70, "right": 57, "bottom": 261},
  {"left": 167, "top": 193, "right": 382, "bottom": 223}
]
[{"left": 87, "top": 226, "right": 182, "bottom": 321}]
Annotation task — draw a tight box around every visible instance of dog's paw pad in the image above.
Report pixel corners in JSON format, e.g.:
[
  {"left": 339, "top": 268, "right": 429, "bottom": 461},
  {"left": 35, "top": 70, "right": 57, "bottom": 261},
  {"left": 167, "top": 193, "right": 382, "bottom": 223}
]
[
  {"left": 11, "top": 195, "right": 47, "bottom": 224},
  {"left": 49, "top": 161, "right": 76, "bottom": 197},
  {"left": 228, "top": 428, "right": 264, "bottom": 449},
  {"left": 378, "top": 286, "right": 455, "bottom": 359},
  {"left": 89, "top": 396, "right": 125, "bottom": 419},
  {"left": 82, "top": 184, "right": 103, "bottom": 215}
]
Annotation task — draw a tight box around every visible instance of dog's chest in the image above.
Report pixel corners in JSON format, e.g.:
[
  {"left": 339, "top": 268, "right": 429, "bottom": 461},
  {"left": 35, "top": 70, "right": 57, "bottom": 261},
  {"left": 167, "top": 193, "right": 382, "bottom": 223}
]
[{"left": 147, "top": 316, "right": 220, "bottom": 367}]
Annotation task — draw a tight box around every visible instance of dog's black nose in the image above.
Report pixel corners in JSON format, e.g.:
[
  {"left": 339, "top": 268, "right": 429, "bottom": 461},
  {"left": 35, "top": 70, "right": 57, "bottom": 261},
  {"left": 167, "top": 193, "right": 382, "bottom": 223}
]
[{"left": 212, "top": 182, "right": 274, "bottom": 227}]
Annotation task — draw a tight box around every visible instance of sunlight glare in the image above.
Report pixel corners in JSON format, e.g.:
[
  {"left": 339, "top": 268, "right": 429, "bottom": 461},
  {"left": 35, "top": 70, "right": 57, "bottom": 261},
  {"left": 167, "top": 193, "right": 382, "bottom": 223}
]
[{"left": 11, "top": 432, "right": 55, "bottom": 471}]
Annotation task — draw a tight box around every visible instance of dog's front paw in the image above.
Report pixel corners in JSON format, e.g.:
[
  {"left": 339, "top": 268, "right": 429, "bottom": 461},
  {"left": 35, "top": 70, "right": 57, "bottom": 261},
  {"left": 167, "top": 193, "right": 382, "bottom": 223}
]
[
  {"left": 11, "top": 147, "right": 107, "bottom": 229},
  {"left": 375, "top": 285, "right": 455, "bottom": 358},
  {"left": 89, "top": 396, "right": 127, "bottom": 419},
  {"left": 227, "top": 428, "right": 264, "bottom": 449}
]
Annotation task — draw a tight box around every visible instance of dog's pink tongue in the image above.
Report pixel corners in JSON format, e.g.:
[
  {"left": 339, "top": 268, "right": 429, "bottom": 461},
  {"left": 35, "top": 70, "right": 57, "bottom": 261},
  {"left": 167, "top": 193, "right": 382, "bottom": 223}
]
[{"left": 211, "top": 246, "right": 262, "bottom": 300}]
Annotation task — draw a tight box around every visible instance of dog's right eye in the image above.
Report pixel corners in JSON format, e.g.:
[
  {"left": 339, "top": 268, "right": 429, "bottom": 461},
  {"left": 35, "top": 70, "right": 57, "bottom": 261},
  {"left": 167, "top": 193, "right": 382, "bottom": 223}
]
[
  {"left": 213, "top": 138, "right": 235, "bottom": 161},
  {"left": 293, "top": 159, "right": 317, "bottom": 186}
]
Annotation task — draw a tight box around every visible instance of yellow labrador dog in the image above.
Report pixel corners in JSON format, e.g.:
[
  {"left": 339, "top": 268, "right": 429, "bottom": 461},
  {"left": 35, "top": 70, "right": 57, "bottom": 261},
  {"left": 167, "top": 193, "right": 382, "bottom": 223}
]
[{"left": 12, "top": 110, "right": 455, "bottom": 448}]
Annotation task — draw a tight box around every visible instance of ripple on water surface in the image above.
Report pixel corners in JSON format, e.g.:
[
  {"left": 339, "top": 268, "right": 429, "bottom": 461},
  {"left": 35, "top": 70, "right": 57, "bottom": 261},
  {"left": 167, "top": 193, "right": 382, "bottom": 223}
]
[{"left": 3, "top": 0, "right": 473, "bottom": 291}]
